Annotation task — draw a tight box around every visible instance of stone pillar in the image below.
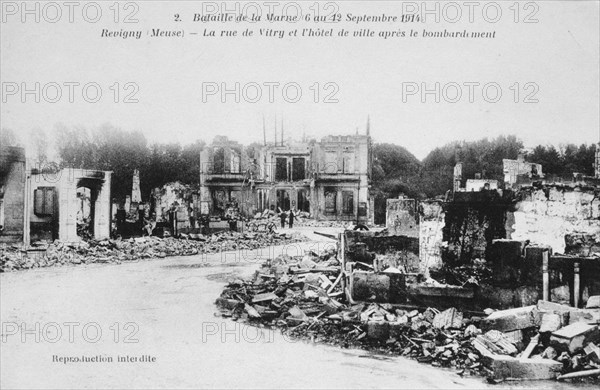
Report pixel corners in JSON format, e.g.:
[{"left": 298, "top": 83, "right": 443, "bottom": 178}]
[
  {"left": 93, "top": 172, "right": 112, "bottom": 240},
  {"left": 309, "top": 180, "right": 317, "bottom": 219},
  {"left": 337, "top": 189, "right": 343, "bottom": 219},
  {"left": 354, "top": 188, "right": 359, "bottom": 220},
  {"left": 199, "top": 149, "right": 212, "bottom": 215},
  {"left": 131, "top": 169, "right": 142, "bottom": 203},
  {"left": 59, "top": 173, "right": 78, "bottom": 242},
  {"left": 454, "top": 162, "right": 462, "bottom": 192},
  {"left": 595, "top": 143, "right": 600, "bottom": 178}
]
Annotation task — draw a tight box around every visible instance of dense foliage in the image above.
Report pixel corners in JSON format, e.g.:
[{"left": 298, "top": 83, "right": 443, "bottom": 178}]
[
  {"left": 371, "top": 136, "right": 596, "bottom": 223},
  {"left": 53, "top": 124, "right": 204, "bottom": 200}
]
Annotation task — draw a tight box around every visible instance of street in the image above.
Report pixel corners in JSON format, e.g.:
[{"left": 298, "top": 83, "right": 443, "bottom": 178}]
[{"left": 0, "top": 230, "right": 588, "bottom": 389}]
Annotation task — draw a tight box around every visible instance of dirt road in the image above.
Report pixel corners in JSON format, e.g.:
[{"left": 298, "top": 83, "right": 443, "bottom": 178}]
[{"left": 0, "top": 231, "right": 589, "bottom": 389}]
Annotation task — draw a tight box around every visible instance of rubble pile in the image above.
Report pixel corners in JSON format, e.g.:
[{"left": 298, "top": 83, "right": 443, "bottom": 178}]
[
  {"left": 216, "top": 253, "right": 600, "bottom": 383},
  {"left": 297, "top": 218, "right": 349, "bottom": 228},
  {"left": 250, "top": 209, "right": 349, "bottom": 229},
  {"left": 0, "top": 231, "right": 306, "bottom": 272}
]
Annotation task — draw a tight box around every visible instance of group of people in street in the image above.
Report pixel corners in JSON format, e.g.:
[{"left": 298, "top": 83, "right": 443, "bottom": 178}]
[{"left": 279, "top": 209, "right": 297, "bottom": 229}]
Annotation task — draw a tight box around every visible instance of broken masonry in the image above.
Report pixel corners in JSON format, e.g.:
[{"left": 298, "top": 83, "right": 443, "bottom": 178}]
[{"left": 215, "top": 228, "right": 600, "bottom": 383}]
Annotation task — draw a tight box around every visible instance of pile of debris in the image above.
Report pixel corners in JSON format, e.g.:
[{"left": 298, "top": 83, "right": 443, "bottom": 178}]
[
  {"left": 297, "top": 218, "right": 349, "bottom": 228},
  {"left": 249, "top": 209, "right": 349, "bottom": 229},
  {"left": 216, "top": 253, "right": 600, "bottom": 383},
  {"left": 0, "top": 231, "right": 306, "bottom": 272}
]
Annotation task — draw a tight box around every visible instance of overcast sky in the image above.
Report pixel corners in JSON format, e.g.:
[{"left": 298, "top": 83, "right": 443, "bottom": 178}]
[{"left": 1, "top": 0, "right": 599, "bottom": 159}]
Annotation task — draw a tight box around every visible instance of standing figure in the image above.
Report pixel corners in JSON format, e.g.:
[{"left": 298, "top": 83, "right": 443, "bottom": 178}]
[
  {"left": 168, "top": 205, "right": 178, "bottom": 237},
  {"left": 279, "top": 211, "right": 287, "bottom": 229},
  {"left": 138, "top": 207, "right": 146, "bottom": 234},
  {"left": 288, "top": 209, "right": 296, "bottom": 229},
  {"left": 116, "top": 205, "right": 126, "bottom": 236}
]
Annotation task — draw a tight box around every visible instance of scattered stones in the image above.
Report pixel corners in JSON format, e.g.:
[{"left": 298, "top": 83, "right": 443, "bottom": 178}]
[
  {"left": 586, "top": 296, "right": 600, "bottom": 309},
  {"left": 432, "top": 307, "right": 463, "bottom": 330},
  {"left": 480, "top": 305, "right": 540, "bottom": 332},
  {"left": 542, "top": 346, "right": 558, "bottom": 360},
  {"left": 214, "top": 251, "right": 600, "bottom": 384},
  {"left": 540, "top": 313, "right": 563, "bottom": 333},
  {"left": 584, "top": 342, "right": 600, "bottom": 364},
  {"left": 0, "top": 231, "right": 306, "bottom": 272},
  {"left": 487, "top": 355, "right": 563, "bottom": 381},
  {"left": 550, "top": 322, "right": 600, "bottom": 354}
]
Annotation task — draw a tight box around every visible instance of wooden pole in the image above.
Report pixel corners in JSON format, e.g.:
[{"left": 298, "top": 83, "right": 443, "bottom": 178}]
[
  {"left": 557, "top": 369, "right": 600, "bottom": 380},
  {"left": 574, "top": 261, "right": 581, "bottom": 308},
  {"left": 340, "top": 232, "right": 346, "bottom": 294},
  {"left": 521, "top": 334, "right": 539, "bottom": 359},
  {"left": 542, "top": 250, "right": 549, "bottom": 302}
]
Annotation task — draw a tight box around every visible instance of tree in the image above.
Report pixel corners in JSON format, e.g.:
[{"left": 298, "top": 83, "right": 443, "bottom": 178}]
[
  {"left": 54, "top": 124, "right": 95, "bottom": 168},
  {"left": 371, "top": 143, "right": 423, "bottom": 223},
  {"left": 179, "top": 140, "right": 205, "bottom": 184},
  {"left": 420, "top": 135, "right": 524, "bottom": 196},
  {"left": 55, "top": 124, "right": 150, "bottom": 200}
]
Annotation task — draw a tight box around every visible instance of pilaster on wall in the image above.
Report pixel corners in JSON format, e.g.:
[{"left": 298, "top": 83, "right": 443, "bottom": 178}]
[
  {"left": 54, "top": 170, "right": 112, "bottom": 242},
  {"left": 58, "top": 177, "right": 78, "bottom": 242},
  {"left": 0, "top": 158, "right": 26, "bottom": 243},
  {"left": 93, "top": 172, "right": 112, "bottom": 239},
  {"left": 309, "top": 181, "right": 317, "bottom": 218}
]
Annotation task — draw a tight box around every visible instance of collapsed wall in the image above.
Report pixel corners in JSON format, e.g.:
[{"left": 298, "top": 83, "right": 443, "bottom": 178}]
[
  {"left": 442, "top": 191, "right": 512, "bottom": 266},
  {"left": 510, "top": 186, "right": 600, "bottom": 254},
  {"left": 0, "top": 146, "right": 26, "bottom": 243},
  {"left": 419, "top": 201, "right": 445, "bottom": 274},
  {"left": 401, "top": 185, "right": 600, "bottom": 308}
]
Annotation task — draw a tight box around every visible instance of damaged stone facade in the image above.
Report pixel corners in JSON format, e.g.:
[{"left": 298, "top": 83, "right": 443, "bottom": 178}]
[
  {"left": 419, "top": 201, "right": 445, "bottom": 274},
  {"left": 503, "top": 155, "right": 544, "bottom": 188},
  {"left": 384, "top": 183, "right": 600, "bottom": 308},
  {"left": 0, "top": 146, "right": 26, "bottom": 243},
  {"left": 1, "top": 146, "right": 113, "bottom": 244},
  {"left": 200, "top": 132, "right": 373, "bottom": 223},
  {"left": 511, "top": 186, "right": 600, "bottom": 254},
  {"left": 151, "top": 181, "right": 199, "bottom": 230},
  {"left": 29, "top": 168, "right": 112, "bottom": 242},
  {"left": 436, "top": 186, "right": 600, "bottom": 260},
  {"left": 385, "top": 197, "right": 418, "bottom": 237}
]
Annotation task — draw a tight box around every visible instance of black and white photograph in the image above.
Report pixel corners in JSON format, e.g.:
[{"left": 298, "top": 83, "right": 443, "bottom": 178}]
[{"left": 1, "top": 0, "right": 599, "bottom": 388}]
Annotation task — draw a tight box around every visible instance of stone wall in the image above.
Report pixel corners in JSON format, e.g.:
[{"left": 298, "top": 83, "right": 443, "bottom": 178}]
[
  {"left": 419, "top": 201, "right": 445, "bottom": 274},
  {"left": 510, "top": 187, "right": 600, "bottom": 254},
  {"left": 0, "top": 146, "right": 26, "bottom": 243},
  {"left": 386, "top": 198, "right": 418, "bottom": 237},
  {"left": 29, "top": 169, "right": 112, "bottom": 242}
]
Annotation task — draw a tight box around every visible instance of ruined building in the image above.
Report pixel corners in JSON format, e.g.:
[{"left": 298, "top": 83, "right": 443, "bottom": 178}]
[
  {"left": 199, "top": 126, "right": 373, "bottom": 223},
  {"left": 596, "top": 142, "right": 600, "bottom": 178},
  {"left": 0, "top": 146, "right": 26, "bottom": 243},
  {"left": 0, "top": 146, "right": 113, "bottom": 245},
  {"left": 29, "top": 168, "right": 112, "bottom": 242},
  {"left": 503, "top": 154, "right": 543, "bottom": 188}
]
